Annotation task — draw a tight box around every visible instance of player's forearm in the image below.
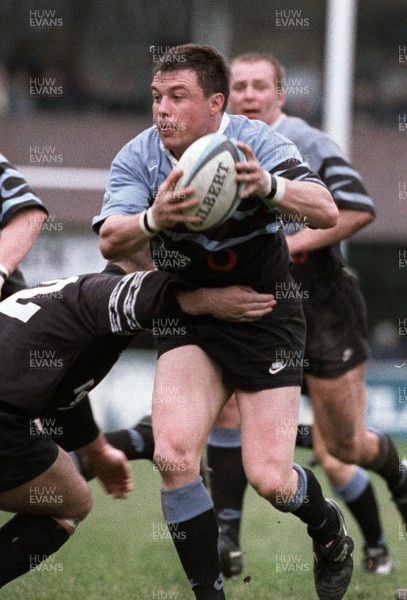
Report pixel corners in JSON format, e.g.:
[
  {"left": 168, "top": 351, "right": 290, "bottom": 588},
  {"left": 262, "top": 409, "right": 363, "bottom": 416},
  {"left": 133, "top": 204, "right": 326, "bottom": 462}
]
[
  {"left": 80, "top": 432, "right": 109, "bottom": 456},
  {"left": 0, "top": 208, "right": 47, "bottom": 272},
  {"left": 275, "top": 180, "right": 338, "bottom": 230},
  {"left": 99, "top": 214, "right": 151, "bottom": 260},
  {"left": 287, "top": 208, "right": 374, "bottom": 254}
]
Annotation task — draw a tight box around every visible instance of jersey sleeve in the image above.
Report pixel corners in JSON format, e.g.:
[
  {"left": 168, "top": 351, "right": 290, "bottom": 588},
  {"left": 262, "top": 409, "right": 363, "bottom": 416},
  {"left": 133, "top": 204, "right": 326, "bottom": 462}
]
[
  {"left": 107, "top": 270, "right": 185, "bottom": 334},
  {"left": 238, "top": 121, "right": 327, "bottom": 189},
  {"left": 42, "top": 397, "right": 100, "bottom": 451},
  {"left": 92, "top": 139, "right": 152, "bottom": 232},
  {"left": 0, "top": 154, "right": 48, "bottom": 227},
  {"left": 316, "top": 143, "right": 375, "bottom": 215},
  {"left": 280, "top": 121, "right": 375, "bottom": 216}
]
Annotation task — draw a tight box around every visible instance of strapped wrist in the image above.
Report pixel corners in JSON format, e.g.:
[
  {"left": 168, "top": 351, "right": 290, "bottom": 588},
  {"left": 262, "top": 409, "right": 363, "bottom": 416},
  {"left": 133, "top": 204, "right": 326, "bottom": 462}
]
[
  {"left": 139, "top": 208, "right": 161, "bottom": 238},
  {"left": 263, "top": 175, "right": 286, "bottom": 207}
]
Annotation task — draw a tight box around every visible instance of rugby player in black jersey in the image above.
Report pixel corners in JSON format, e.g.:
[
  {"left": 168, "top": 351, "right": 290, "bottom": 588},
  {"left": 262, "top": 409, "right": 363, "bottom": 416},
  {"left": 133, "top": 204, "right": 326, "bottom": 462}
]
[{"left": 0, "top": 261, "right": 275, "bottom": 588}]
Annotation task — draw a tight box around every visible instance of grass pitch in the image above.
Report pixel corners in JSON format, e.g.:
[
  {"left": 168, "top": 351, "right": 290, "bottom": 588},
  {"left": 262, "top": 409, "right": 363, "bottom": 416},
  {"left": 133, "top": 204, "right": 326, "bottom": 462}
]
[{"left": 2, "top": 446, "right": 407, "bottom": 599}]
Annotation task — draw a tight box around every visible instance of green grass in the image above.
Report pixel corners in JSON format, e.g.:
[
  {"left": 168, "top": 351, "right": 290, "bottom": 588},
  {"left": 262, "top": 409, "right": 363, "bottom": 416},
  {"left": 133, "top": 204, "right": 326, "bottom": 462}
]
[{"left": 2, "top": 446, "right": 407, "bottom": 599}]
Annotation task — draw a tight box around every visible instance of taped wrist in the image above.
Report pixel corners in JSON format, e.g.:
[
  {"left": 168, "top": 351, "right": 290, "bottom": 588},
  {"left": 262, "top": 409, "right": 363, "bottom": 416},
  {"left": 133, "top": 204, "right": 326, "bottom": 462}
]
[
  {"left": 262, "top": 175, "right": 286, "bottom": 207},
  {"left": 139, "top": 208, "right": 161, "bottom": 237}
]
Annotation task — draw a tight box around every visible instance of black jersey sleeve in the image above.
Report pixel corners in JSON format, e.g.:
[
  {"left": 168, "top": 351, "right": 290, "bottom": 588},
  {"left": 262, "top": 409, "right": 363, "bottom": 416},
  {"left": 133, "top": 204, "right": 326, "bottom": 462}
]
[
  {"left": 106, "top": 270, "right": 187, "bottom": 334},
  {"left": 43, "top": 396, "right": 100, "bottom": 451}
]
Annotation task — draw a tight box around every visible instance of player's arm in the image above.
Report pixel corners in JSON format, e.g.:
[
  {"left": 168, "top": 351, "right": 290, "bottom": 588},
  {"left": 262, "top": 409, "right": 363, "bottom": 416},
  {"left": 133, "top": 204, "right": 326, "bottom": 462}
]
[
  {"left": 176, "top": 285, "right": 276, "bottom": 322},
  {"left": 99, "top": 169, "right": 202, "bottom": 260},
  {"left": 287, "top": 208, "right": 374, "bottom": 254},
  {"left": 235, "top": 142, "right": 338, "bottom": 230},
  {"left": 78, "top": 433, "right": 132, "bottom": 499},
  {"left": 0, "top": 207, "right": 47, "bottom": 274},
  {"left": 0, "top": 156, "right": 48, "bottom": 296},
  {"left": 107, "top": 270, "right": 277, "bottom": 334},
  {"left": 285, "top": 149, "right": 375, "bottom": 252}
]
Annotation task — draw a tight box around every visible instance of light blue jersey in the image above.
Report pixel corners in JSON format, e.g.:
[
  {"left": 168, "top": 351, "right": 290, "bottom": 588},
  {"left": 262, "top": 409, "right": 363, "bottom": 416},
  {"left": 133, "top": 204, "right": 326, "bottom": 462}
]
[{"left": 93, "top": 114, "right": 326, "bottom": 286}]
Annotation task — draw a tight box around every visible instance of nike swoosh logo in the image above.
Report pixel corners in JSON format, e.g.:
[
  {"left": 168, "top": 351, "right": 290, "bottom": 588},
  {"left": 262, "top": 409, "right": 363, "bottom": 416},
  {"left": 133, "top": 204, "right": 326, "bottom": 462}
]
[
  {"left": 148, "top": 164, "right": 157, "bottom": 171},
  {"left": 269, "top": 361, "right": 287, "bottom": 375}
]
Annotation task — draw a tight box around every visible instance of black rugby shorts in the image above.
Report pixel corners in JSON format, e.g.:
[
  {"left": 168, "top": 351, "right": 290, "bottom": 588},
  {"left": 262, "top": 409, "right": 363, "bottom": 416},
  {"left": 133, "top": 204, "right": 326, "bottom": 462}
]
[
  {"left": 155, "top": 276, "right": 306, "bottom": 391},
  {"left": 0, "top": 409, "right": 59, "bottom": 492},
  {"left": 302, "top": 270, "right": 369, "bottom": 378}
]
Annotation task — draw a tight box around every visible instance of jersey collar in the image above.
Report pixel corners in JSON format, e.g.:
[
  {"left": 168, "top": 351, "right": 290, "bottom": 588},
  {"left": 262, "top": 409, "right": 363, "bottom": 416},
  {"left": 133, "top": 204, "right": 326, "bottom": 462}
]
[{"left": 270, "top": 113, "right": 287, "bottom": 131}]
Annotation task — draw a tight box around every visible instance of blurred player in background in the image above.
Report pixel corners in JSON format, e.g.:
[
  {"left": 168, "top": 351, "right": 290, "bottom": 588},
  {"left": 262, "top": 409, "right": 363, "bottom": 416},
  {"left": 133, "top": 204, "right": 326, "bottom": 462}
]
[
  {"left": 0, "top": 153, "right": 48, "bottom": 299},
  {"left": 207, "top": 52, "right": 403, "bottom": 578},
  {"left": 0, "top": 261, "right": 267, "bottom": 587},
  {"left": 93, "top": 44, "right": 358, "bottom": 600}
]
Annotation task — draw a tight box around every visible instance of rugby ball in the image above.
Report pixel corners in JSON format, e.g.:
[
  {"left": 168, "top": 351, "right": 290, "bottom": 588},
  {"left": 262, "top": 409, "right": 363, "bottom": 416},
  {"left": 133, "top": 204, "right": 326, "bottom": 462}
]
[{"left": 175, "top": 133, "right": 245, "bottom": 231}]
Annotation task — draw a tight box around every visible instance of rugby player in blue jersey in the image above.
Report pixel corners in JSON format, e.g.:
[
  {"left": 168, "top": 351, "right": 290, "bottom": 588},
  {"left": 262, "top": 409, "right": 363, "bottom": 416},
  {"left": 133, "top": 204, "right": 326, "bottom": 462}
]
[
  {"left": 207, "top": 52, "right": 403, "bottom": 580},
  {"left": 93, "top": 44, "right": 356, "bottom": 600}
]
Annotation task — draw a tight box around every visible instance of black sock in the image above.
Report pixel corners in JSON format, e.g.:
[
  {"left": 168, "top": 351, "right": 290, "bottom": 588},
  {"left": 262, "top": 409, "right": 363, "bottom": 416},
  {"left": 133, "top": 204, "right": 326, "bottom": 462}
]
[
  {"left": 0, "top": 514, "right": 69, "bottom": 587},
  {"left": 291, "top": 468, "right": 340, "bottom": 545},
  {"left": 207, "top": 444, "right": 247, "bottom": 542},
  {"left": 296, "top": 423, "right": 313, "bottom": 449},
  {"left": 72, "top": 417, "right": 155, "bottom": 482},
  {"left": 346, "top": 481, "right": 383, "bottom": 547},
  {"left": 105, "top": 423, "right": 154, "bottom": 461},
  {"left": 169, "top": 510, "right": 225, "bottom": 600},
  {"left": 364, "top": 433, "right": 404, "bottom": 493}
]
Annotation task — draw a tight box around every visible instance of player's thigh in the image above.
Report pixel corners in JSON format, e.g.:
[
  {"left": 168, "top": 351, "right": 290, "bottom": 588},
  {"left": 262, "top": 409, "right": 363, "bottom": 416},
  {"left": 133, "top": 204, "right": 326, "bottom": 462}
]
[
  {"left": 152, "top": 344, "right": 231, "bottom": 456},
  {"left": 0, "top": 446, "right": 92, "bottom": 518},
  {"left": 307, "top": 362, "right": 367, "bottom": 441},
  {"left": 214, "top": 393, "right": 240, "bottom": 428},
  {"left": 236, "top": 386, "right": 300, "bottom": 483}
]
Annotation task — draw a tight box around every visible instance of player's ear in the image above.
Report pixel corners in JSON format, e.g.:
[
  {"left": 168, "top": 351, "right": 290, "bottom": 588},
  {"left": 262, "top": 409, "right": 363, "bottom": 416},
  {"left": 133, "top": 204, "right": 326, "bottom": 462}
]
[
  {"left": 276, "top": 86, "right": 285, "bottom": 108},
  {"left": 209, "top": 93, "right": 225, "bottom": 114}
]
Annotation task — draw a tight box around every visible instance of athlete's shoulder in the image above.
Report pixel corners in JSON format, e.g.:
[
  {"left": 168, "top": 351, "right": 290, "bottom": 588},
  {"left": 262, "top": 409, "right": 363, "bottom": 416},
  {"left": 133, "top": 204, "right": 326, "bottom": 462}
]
[
  {"left": 115, "top": 125, "right": 161, "bottom": 163},
  {"left": 277, "top": 115, "right": 343, "bottom": 164},
  {"left": 226, "top": 114, "right": 302, "bottom": 169}
]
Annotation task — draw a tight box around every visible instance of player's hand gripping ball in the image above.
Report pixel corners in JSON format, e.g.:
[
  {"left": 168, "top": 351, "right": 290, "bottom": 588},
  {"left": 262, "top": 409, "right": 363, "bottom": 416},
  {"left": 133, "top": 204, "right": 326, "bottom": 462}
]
[{"left": 175, "top": 133, "right": 246, "bottom": 231}]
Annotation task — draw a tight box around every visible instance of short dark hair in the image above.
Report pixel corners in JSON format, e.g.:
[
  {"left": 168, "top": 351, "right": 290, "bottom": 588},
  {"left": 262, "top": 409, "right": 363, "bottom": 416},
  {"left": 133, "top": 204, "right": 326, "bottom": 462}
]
[
  {"left": 231, "top": 52, "right": 286, "bottom": 86},
  {"left": 152, "top": 44, "right": 230, "bottom": 110}
]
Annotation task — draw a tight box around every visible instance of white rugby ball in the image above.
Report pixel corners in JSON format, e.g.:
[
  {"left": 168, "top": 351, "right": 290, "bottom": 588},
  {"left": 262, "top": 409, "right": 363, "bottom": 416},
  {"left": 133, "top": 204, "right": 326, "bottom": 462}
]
[{"left": 175, "top": 133, "right": 245, "bottom": 232}]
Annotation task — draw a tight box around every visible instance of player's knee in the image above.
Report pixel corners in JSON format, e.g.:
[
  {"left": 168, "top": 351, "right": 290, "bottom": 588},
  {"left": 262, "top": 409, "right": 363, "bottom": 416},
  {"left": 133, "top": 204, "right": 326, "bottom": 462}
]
[
  {"left": 153, "top": 441, "right": 197, "bottom": 478},
  {"left": 247, "top": 467, "right": 291, "bottom": 501},
  {"left": 63, "top": 482, "right": 93, "bottom": 522},
  {"left": 327, "top": 436, "right": 360, "bottom": 464}
]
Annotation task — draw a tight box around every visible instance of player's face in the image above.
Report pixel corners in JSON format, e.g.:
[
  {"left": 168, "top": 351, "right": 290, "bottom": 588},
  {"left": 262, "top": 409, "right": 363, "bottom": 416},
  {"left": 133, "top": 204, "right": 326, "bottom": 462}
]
[
  {"left": 152, "top": 69, "right": 222, "bottom": 159},
  {"left": 229, "top": 60, "right": 284, "bottom": 126}
]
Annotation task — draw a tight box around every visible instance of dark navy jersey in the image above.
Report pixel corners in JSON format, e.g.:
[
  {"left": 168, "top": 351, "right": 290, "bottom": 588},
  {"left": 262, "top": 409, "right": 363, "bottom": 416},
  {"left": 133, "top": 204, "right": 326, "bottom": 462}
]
[
  {"left": 0, "top": 266, "right": 181, "bottom": 448},
  {"left": 93, "top": 114, "right": 327, "bottom": 289},
  {"left": 0, "top": 153, "right": 48, "bottom": 298},
  {"left": 273, "top": 115, "right": 375, "bottom": 281}
]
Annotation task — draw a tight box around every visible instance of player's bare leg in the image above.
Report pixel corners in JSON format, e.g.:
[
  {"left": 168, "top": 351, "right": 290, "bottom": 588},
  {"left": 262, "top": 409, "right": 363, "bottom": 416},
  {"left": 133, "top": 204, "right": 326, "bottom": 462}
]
[
  {"left": 308, "top": 364, "right": 407, "bottom": 527},
  {"left": 152, "top": 345, "right": 231, "bottom": 600},
  {"left": 0, "top": 447, "right": 92, "bottom": 587},
  {"left": 308, "top": 364, "right": 378, "bottom": 464},
  {"left": 236, "top": 386, "right": 354, "bottom": 599},
  {"left": 313, "top": 425, "right": 394, "bottom": 574}
]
